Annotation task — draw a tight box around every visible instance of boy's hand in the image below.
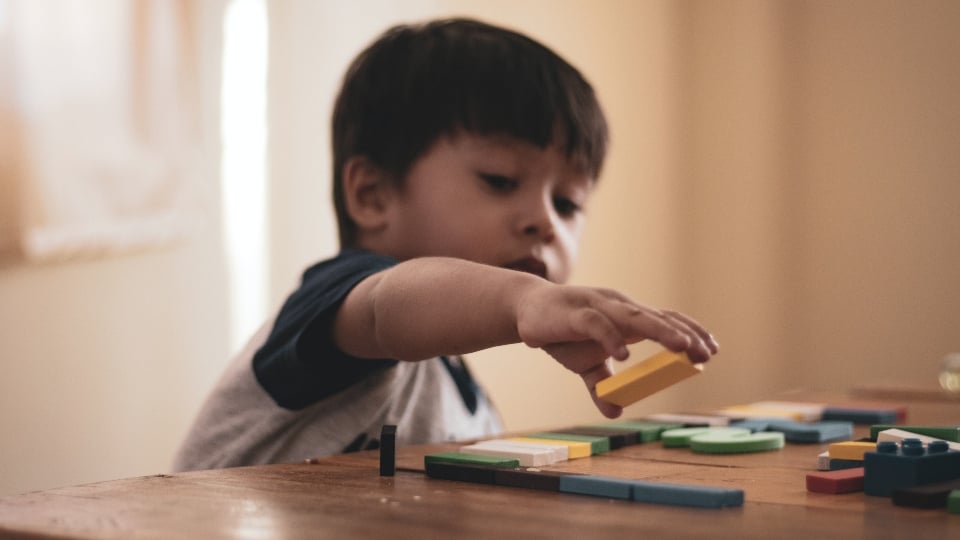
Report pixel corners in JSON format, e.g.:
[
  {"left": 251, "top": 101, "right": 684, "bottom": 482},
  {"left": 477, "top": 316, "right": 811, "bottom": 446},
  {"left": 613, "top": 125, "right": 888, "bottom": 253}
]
[{"left": 515, "top": 283, "right": 719, "bottom": 418}]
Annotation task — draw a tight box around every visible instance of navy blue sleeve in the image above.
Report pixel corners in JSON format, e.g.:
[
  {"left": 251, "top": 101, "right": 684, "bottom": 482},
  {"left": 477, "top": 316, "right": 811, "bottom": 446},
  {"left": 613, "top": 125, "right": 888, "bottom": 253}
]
[{"left": 252, "top": 249, "right": 398, "bottom": 410}]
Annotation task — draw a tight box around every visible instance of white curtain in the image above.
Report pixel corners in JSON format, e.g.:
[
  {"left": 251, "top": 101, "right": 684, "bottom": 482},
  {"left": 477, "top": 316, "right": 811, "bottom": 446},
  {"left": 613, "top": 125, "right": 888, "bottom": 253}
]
[{"left": 0, "top": 0, "right": 207, "bottom": 262}]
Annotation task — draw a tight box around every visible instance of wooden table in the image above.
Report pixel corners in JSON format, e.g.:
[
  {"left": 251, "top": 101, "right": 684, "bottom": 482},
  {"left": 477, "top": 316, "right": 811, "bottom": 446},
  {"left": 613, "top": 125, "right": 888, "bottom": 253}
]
[{"left": 2, "top": 392, "right": 959, "bottom": 539}]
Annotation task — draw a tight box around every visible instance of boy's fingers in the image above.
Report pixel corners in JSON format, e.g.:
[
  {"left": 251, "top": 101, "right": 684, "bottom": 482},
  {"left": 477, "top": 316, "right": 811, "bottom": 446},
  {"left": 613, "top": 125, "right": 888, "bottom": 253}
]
[
  {"left": 580, "top": 361, "right": 623, "bottom": 419},
  {"left": 572, "top": 308, "right": 628, "bottom": 360},
  {"left": 663, "top": 310, "right": 720, "bottom": 354}
]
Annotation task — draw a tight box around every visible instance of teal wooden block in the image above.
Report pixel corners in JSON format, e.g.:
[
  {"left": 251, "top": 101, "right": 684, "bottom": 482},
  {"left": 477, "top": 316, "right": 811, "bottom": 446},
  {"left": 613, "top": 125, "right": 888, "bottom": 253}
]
[
  {"left": 559, "top": 475, "right": 633, "bottom": 500},
  {"left": 630, "top": 480, "right": 744, "bottom": 508}
]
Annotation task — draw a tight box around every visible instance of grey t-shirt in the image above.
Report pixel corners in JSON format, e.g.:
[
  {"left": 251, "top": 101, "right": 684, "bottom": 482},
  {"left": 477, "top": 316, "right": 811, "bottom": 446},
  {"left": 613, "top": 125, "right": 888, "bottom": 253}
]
[{"left": 172, "top": 250, "right": 503, "bottom": 472}]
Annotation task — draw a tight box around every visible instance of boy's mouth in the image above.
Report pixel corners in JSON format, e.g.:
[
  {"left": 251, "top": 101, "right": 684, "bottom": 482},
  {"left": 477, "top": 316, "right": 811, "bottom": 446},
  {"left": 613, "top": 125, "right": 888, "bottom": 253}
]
[{"left": 503, "top": 257, "right": 548, "bottom": 279}]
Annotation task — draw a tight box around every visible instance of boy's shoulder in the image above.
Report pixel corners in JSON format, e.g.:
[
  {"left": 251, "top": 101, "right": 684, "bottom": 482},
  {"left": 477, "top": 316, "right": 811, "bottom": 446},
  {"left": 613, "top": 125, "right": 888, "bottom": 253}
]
[{"left": 302, "top": 248, "right": 397, "bottom": 282}]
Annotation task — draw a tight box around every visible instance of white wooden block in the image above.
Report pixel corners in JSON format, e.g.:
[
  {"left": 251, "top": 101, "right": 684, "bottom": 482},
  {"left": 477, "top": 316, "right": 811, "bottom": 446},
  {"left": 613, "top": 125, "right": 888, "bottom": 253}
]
[{"left": 459, "top": 442, "right": 556, "bottom": 467}]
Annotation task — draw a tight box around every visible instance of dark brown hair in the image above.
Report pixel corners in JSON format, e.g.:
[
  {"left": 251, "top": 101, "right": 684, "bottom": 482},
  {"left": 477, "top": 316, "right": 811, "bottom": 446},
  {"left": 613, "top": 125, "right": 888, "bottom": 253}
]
[{"left": 331, "top": 18, "right": 608, "bottom": 247}]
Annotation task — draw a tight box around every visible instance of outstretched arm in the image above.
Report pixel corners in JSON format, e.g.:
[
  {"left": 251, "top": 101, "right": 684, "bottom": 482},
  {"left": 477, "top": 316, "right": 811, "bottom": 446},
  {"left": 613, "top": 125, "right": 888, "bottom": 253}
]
[{"left": 333, "top": 257, "right": 718, "bottom": 417}]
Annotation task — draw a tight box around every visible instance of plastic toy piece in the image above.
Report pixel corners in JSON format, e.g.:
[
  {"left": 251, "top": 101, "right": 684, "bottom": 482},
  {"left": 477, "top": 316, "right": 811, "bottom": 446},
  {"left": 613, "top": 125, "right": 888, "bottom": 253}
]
[
  {"left": 863, "top": 439, "right": 960, "bottom": 497},
  {"left": 892, "top": 477, "right": 960, "bottom": 508},
  {"left": 558, "top": 475, "right": 744, "bottom": 508},
  {"left": 424, "top": 452, "right": 520, "bottom": 468},
  {"left": 597, "top": 420, "right": 684, "bottom": 442},
  {"left": 806, "top": 467, "right": 865, "bottom": 494},
  {"left": 828, "top": 441, "right": 877, "bottom": 461},
  {"left": 688, "top": 430, "right": 784, "bottom": 454},
  {"left": 821, "top": 406, "right": 900, "bottom": 424},
  {"left": 949, "top": 490, "right": 960, "bottom": 514},
  {"left": 460, "top": 442, "right": 557, "bottom": 467},
  {"left": 876, "top": 428, "right": 960, "bottom": 451},
  {"left": 661, "top": 427, "right": 751, "bottom": 448},
  {"left": 379, "top": 424, "right": 396, "bottom": 476},
  {"left": 595, "top": 350, "right": 703, "bottom": 407},
  {"left": 870, "top": 425, "right": 960, "bottom": 442},
  {"left": 526, "top": 433, "right": 610, "bottom": 454},
  {"left": 762, "top": 419, "right": 853, "bottom": 443},
  {"left": 508, "top": 437, "right": 592, "bottom": 459}
]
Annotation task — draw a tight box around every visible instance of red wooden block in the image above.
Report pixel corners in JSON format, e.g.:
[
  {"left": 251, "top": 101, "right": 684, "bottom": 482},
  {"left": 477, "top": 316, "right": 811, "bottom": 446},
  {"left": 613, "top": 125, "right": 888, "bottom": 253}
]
[{"left": 806, "top": 467, "right": 865, "bottom": 494}]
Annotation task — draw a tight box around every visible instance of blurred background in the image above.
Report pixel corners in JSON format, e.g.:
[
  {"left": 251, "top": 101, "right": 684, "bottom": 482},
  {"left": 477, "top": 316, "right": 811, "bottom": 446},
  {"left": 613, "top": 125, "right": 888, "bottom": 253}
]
[{"left": 1, "top": 0, "right": 958, "bottom": 496}]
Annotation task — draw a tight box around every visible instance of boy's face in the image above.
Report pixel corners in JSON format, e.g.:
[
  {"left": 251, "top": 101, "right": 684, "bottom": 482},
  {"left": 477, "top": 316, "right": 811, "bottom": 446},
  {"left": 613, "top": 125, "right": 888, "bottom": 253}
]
[{"left": 377, "top": 131, "right": 593, "bottom": 283}]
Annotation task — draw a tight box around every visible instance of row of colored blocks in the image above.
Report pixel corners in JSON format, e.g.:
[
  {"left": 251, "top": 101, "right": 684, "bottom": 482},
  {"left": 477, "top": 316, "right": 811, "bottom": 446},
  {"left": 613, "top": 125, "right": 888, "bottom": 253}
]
[
  {"left": 423, "top": 415, "right": 859, "bottom": 509},
  {"left": 424, "top": 453, "right": 744, "bottom": 509}
]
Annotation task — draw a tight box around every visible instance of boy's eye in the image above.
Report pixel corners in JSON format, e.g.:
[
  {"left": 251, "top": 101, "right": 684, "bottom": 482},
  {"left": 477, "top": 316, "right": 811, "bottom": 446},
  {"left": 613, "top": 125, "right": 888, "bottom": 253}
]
[
  {"left": 479, "top": 173, "right": 518, "bottom": 192},
  {"left": 553, "top": 196, "right": 582, "bottom": 217}
]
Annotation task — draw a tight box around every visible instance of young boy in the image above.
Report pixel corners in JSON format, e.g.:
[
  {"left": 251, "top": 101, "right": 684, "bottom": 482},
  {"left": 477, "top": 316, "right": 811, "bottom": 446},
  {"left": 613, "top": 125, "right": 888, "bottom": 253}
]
[{"left": 173, "top": 18, "right": 718, "bottom": 472}]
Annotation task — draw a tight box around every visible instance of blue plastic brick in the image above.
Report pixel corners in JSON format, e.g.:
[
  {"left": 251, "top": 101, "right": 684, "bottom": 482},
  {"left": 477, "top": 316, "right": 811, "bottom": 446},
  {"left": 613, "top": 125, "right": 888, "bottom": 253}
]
[
  {"left": 863, "top": 439, "right": 960, "bottom": 497},
  {"left": 559, "top": 475, "right": 633, "bottom": 499},
  {"left": 763, "top": 419, "right": 853, "bottom": 443}
]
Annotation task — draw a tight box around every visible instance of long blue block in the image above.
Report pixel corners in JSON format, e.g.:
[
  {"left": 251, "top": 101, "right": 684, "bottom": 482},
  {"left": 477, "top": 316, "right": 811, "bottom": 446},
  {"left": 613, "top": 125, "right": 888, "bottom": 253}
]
[
  {"left": 559, "top": 475, "right": 744, "bottom": 508},
  {"left": 764, "top": 419, "right": 854, "bottom": 443},
  {"left": 559, "top": 475, "right": 633, "bottom": 499},
  {"left": 630, "top": 480, "right": 744, "bottom": 508}
]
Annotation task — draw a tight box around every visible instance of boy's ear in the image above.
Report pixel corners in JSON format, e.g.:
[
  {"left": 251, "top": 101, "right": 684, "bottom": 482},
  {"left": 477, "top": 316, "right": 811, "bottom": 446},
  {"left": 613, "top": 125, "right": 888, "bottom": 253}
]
[{"left": 341, "top": 156, "right": 395, "bottom": 233}]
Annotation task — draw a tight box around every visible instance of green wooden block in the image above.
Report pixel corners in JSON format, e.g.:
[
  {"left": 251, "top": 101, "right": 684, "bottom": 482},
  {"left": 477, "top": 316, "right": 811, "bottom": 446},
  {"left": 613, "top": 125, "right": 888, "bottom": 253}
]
[
  {"left": 689, "top": 431, "right": 784, "bottom": 454},
  {"left": 661, "top": 427, "right": 752, "bottom": 448},
  {"left": 594, "top": 421, "right": 683, "bottom": 442},
  {"left": 869, "top": 425, "right": 960, "bottom": 442},
  {"left": 948, "top": 490, "right": 960, "bottom": 514},
  {"left": 526, "top": 433, "right": 610, "bottom": 454},
  {"left": 424, "top": 452, "right": 519, "bottom": 468}
]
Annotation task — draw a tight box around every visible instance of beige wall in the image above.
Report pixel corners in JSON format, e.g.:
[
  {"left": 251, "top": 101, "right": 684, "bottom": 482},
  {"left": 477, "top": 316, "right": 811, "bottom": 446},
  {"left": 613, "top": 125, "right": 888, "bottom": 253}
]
[{"left": 1, "top": 0, "right": 957, "bottom": 496}]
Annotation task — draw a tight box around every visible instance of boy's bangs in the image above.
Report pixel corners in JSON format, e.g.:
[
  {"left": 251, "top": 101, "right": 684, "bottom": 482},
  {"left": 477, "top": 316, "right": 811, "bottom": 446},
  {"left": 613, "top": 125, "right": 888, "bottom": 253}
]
[{"left": 417, "top": 22, "right": 608, "bottom": 177}]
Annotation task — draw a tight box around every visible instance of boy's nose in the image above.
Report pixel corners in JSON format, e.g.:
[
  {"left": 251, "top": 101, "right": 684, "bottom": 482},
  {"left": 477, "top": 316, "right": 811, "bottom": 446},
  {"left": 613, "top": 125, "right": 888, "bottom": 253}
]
[{"left": 519, "top": 200, "right": 556, "bottom": 243}]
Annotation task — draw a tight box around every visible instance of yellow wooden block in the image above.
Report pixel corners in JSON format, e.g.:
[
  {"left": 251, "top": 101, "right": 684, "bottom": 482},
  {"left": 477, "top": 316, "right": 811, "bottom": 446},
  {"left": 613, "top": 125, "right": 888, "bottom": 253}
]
[
  {"left": 507, "top": 437, "right": 592, "bottom": 459},
  {"left": 715, "top": 405, "right": 805, "bottom": 421},
  {"left": 595, "top": 350, "right": 703, "bottom": 407},
  {"left": 827, "top": 441, "right": 877, "bottom": 461}
]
